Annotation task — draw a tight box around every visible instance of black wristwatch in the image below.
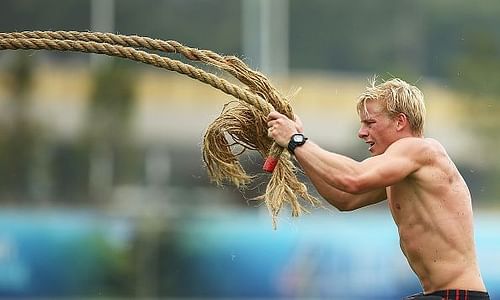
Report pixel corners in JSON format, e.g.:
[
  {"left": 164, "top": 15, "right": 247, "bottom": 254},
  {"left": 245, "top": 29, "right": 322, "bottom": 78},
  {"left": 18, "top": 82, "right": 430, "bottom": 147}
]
[{"left": 287, "top": 133, "right": 308, "bottom": 154}]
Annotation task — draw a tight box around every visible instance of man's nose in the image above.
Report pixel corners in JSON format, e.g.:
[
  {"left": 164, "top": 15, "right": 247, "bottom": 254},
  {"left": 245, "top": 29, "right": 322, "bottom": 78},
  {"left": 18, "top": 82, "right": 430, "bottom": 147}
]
[{"left": 358, "top": 126, "right": 368, "bottom": 139}]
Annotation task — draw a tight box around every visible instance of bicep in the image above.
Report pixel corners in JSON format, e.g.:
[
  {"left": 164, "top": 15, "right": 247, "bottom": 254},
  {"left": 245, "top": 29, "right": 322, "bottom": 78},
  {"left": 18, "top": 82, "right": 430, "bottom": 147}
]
[{"left": 355, "top": 146, "right": 421, "bottom": 192}]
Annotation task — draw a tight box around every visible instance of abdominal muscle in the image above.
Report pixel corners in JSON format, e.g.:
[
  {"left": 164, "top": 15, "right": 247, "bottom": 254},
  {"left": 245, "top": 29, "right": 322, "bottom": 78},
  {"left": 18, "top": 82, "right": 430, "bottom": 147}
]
[{"left": 388, "top": 180, "right": 486, "bottom": 293}]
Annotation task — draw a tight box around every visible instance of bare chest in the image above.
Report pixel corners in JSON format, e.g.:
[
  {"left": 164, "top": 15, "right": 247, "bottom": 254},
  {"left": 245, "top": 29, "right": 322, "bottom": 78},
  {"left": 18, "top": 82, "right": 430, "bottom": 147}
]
[{"left": 386, "top": 181, "right": 420, "bottom": 223}]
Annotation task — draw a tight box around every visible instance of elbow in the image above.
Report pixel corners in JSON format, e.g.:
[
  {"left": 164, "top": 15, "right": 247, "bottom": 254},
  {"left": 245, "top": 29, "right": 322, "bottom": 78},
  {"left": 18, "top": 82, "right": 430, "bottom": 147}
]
[
  {"left": 319, "top": 190, "right": 356, "bottom": 212},
  {"left": 321, "top": 194, "right": 355, "bottom": 212},
  {"left": 335, "top": 201, "right": 356, "bottom": 212}
]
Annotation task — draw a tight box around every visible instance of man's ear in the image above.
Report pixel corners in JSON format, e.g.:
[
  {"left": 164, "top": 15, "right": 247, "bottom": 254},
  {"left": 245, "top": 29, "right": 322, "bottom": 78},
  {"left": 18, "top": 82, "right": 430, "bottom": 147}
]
[{"left": 395, "top": 113, "right": 408, "bottom": 132}]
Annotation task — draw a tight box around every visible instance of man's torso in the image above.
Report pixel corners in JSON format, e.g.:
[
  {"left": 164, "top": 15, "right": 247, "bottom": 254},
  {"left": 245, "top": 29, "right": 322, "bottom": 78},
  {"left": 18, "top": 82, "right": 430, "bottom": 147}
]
[{"left": 386, "top": 138, "right": 485, "bottom": 293}]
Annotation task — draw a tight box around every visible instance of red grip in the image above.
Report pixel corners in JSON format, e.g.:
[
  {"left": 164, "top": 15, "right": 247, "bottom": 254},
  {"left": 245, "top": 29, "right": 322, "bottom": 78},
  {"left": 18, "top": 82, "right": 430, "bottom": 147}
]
[{"left": 263, "top": 156, "right": 278, "bottom": 173}]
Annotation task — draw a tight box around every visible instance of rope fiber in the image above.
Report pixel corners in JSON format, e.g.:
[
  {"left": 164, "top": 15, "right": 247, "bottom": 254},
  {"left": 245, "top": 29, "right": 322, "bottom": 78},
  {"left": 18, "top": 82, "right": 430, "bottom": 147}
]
[{"left": 0, "top": 30, "right": 320, "bottom": 228}]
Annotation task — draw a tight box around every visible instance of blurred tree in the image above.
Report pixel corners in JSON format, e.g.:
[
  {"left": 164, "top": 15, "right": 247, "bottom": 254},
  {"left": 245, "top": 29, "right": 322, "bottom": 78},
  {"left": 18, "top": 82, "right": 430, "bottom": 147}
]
[
  {"left": 81, "top": 60, "right": 140, "bottom": 202},
  {"left": 0, "top": 0, "right": 89, "bottom": 32},
  {"left": 116, "top": 0, "right": 242, "bottom": 55},
  {"left": 289, "top": 0, "right": 424, "bottom": 73},
  {"left": 50, "top": 142, "right": 89, "bottom": 203},
  {"left": 450, "top": 31, "right": 500, "bottom": 97},
  {"left": 87, "top": 62, "right": 135, "bottom": 142},
  {"left": 0, "top": 53, "right": 40, "bottom": 202}
]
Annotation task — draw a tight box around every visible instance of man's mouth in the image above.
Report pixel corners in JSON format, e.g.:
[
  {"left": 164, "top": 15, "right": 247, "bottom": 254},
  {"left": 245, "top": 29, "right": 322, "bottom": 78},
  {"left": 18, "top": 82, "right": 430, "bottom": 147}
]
[{"left": 367, "top": 141, "right": 375, "bottom": 152}]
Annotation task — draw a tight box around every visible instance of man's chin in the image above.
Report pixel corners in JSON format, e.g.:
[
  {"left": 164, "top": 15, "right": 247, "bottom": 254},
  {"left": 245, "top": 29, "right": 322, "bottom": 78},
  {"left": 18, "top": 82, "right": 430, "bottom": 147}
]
[{"left": 369, "top": 149, "right": 383, "bottom": 156}]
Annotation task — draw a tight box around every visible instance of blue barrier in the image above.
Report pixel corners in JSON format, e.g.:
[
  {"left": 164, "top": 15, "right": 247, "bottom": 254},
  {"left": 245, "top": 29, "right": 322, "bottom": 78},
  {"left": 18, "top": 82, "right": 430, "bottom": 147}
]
[{"left": 0, "top": 209, "right": 497, "bottom": 299}]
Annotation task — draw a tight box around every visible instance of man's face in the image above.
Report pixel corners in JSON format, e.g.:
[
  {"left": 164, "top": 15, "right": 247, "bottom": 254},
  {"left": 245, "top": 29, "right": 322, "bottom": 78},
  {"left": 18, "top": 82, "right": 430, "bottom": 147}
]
[{"left": 357, "top": 100, "right": 397, "bottom": 156}]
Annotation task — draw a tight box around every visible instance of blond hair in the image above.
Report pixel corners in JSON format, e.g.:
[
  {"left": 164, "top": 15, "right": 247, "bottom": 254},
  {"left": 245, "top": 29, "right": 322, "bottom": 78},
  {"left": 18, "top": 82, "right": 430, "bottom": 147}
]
[{"left": 356, "top": 77, "right": 426, "bottom": 136}]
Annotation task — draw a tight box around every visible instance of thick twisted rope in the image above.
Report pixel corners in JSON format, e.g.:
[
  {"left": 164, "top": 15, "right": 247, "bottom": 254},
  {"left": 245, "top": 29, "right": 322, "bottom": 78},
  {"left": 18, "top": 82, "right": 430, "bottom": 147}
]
[
  {"left": 0, "top": 36, "right": 272, "bottom": 114},
  {"left": 0, "top": 31, "right": 319, "bottom": 228}
]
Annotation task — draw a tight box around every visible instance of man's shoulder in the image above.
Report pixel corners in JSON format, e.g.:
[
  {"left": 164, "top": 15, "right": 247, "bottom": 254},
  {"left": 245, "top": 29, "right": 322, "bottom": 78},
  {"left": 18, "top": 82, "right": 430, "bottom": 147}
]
[
  {"left": 389, "top": 136, "right": 437, "bottom": 150},
  {"left": 388, "top": 137, "right": 447, "bottom": 161}
]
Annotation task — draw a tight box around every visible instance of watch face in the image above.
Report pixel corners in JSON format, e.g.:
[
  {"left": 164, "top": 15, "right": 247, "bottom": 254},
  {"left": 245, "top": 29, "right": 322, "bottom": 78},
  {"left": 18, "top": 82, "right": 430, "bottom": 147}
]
[
  {"left": 288, "top": 134, "right": 307, "bottom": 154},
  {"left": 293, "top": 134, "right": 304, "bottom": 143}
]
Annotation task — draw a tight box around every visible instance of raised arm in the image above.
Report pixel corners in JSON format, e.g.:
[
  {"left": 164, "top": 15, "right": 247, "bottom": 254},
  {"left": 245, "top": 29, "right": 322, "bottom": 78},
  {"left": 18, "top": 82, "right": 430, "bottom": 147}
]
[
  {"left": 267, "top": 111, "right": 426, "bottom": 211},
  {"left": 294, "top": 138, "right": 423, "bottom": 194}
]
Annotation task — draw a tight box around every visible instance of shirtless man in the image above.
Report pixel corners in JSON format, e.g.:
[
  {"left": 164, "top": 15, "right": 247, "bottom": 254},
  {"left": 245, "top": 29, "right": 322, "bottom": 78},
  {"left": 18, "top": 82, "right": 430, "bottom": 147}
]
[{"left": 266, "top": 78, "right": 489, "bottom": 300}]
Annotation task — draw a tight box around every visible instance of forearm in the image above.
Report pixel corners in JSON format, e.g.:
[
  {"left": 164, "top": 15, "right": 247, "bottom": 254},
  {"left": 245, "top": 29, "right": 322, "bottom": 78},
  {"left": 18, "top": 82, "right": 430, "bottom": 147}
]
[
  {"left": 293, "top": 140, "right": 387, "bottom": 210},
  {"left": 294, "top": 140, "right": 360, "bottom": 193}
]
